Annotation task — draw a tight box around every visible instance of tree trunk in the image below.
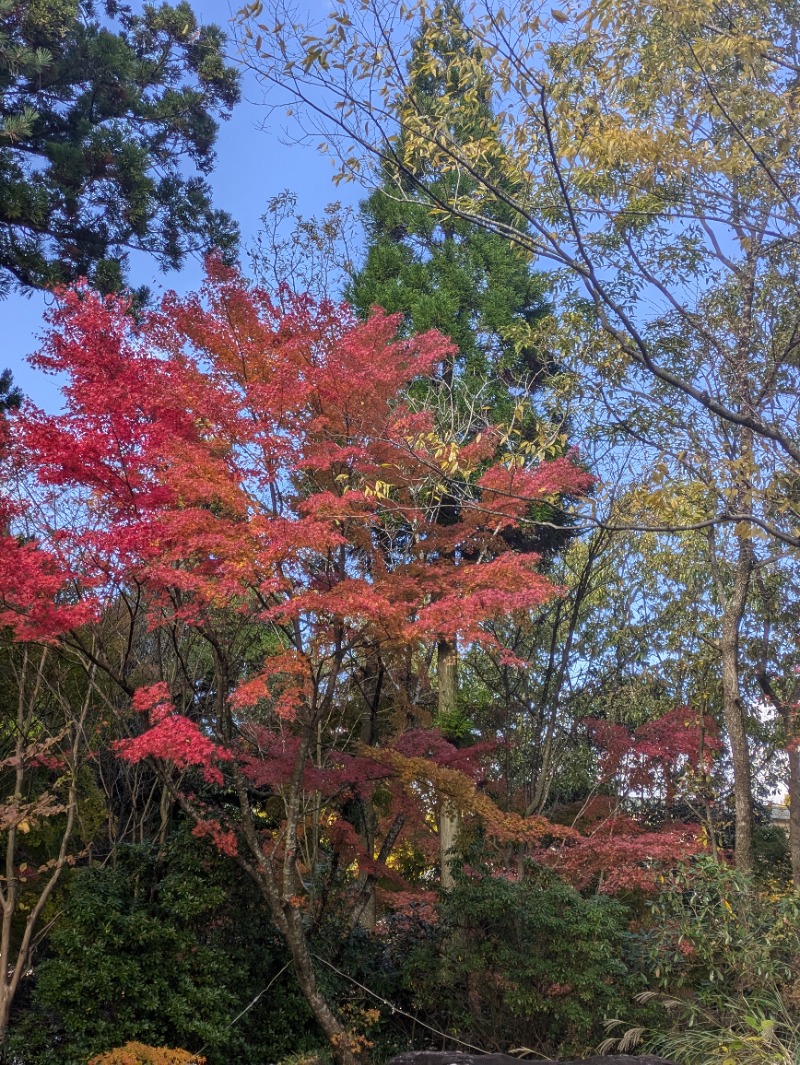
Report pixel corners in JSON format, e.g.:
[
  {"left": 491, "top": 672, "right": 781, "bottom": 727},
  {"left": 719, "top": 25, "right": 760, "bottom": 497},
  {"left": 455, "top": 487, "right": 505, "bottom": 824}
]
[
  {"left": 0, "top": 649, "right": 86, "bottom": 1062},
  {"left": 720, "top": 608, "right": 754, "bottom": 873},
  {"left": 716, "top": 264, "right": 757, "bottom": 877},
  {"left": 283, "top": 905, "right": 358, "bottom": 1065},
  {"left": 787, "top": 736, "right": 800, "bottom": 889},
  {"left": 437, "top": 638, "right": 460, "bottom": 890},
  {"left": 232, "top": 765, "right": 358, "bottom": 1065},
  {"left": 355, "top": 645, "right": 383, "bottom": 930},
  {"left": 709, "top": 520, "right": 754, "bottom": 875},
  {"left": 754, "top": 663, "right": 800, "bottom": 890}
]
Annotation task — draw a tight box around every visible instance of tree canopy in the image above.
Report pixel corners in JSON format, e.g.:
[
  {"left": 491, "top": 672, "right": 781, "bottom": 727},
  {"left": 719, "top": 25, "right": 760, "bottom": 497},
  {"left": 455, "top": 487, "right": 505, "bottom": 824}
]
[
  {"left": 4, "top": 3, "right": 800, "bottom": 1063},
  {"left": 0, "top": 261, "right": 592, "bottom": 1059},
  {"left": 237, "top": 0, "right": 800, "bottom": 876},
  {"left": 0, "top": 0, "right": 239, "bottom": 296}
]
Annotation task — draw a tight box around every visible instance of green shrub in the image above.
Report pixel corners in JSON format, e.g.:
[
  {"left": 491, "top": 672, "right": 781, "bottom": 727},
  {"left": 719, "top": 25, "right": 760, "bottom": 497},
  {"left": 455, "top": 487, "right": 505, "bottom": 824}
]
[
  {"left": 642, "top": 856, "right": 800, "bottom": 1000},
  {"left": 8, "top": 832, "right": 319, "bottom": 1065},
  {"left": 403, "top": 869, "right": 645, "bottom": 1058},
  {"left": 601, "top": 857, "right": 800, "bottom": 1064}
]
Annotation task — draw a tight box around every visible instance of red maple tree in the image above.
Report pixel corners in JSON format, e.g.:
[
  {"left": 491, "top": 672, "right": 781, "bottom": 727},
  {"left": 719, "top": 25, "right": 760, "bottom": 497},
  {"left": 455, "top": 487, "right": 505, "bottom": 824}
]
[
  {"left": 533, "top": 708, "right": 723, "bottom": 893},
  {"left": 3, "top": 261, "right": 595, "bottom": 1061}
]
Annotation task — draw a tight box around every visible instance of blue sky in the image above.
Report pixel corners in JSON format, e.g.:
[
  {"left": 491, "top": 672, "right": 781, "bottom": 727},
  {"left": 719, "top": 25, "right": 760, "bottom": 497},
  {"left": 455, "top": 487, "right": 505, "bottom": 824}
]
[{"left": 4, "top": 0, "right": 362, "bottom": 411}]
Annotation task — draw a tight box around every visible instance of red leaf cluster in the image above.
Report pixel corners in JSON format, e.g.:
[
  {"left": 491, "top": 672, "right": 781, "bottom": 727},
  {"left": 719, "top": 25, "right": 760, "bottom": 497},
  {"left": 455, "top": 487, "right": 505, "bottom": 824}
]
[
  {"left": 586, "top": 707, "right": 721, "bottom": 803},
  {"left": 114, "top": 683, "right": 233, "bottom": 786},
  {"left": 531, "top": 708, "right": 721, "bottom": 892},
  {"left": 3, "top": 260, "right": 595, "bottom": 906}
]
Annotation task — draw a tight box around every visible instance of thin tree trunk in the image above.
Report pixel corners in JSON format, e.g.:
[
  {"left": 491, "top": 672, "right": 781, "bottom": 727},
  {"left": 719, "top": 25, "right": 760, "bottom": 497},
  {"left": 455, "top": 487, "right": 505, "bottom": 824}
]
[
  {"left": 709, "top": 526, "right": 754, "bottom": 875},
  {"left": 437, "top": 638, "right": 460, "bottom": 890},
  {"left": 754, "top": 664, "right": 800, "bottom": 889},
  {"left": 0, "top": 649, "right": 88, "bottom": 1061},
  {"left": 720, "top": 611, "right": 754, "bottom": 873},
  {"left": 283, "top": 905, "right": 358, "bottom": 1065},
  {"left": 228, "top": 760, "right": 359, "bottom": 1065},
  {"left": 787, "top": 739, "right": 800, "bottom": 889},
  {"left": 222, "top": 617, "right": 360, "bottom": 1065},
  {"left": 354, "top": 644, "right": 383, "bottom": 930},
  {"left": 717, "top": 255, "right": 757, "bottom": 876}
]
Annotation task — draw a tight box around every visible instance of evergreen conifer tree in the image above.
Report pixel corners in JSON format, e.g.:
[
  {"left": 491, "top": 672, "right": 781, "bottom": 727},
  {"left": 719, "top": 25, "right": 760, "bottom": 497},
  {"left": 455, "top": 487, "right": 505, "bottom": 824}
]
[
  {"left": 347, "top": 1, "right": 551, "bottom": 420},
  {"left": 0, "top": 0, "right": 239, "bottom": 297}
]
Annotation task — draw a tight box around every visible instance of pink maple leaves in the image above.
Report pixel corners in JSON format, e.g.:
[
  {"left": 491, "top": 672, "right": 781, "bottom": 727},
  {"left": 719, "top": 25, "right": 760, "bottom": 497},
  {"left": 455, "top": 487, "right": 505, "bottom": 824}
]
[{"left": 115, "top": 684, "right": 233, "bottom": 786}]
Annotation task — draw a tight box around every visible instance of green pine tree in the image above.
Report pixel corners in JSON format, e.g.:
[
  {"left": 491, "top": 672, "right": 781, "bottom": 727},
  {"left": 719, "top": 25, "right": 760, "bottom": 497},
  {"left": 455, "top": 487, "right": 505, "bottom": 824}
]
[{"left": 0, "top": 0, "right": 240, "bottom": 298}]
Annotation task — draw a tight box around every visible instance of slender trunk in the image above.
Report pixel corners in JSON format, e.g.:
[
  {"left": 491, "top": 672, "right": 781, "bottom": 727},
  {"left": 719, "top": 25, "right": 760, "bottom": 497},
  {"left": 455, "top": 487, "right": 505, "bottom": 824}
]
[
  {"left": 283, "top": 905, "right": 358, "bottom": 1065},
  {"left": 754, "top": 664, "right": 800, "bottom": 890},
  {"left": 0, "top": 650, "right": 87, "bottom": 1060},
  {"left": 705, "top": 245, "right": 756, "bottom": 873},
  {"left": 786, "top": 732, "right": 800, "bottom": 889},
  {"left": 697, "top": 710, "right": 718, "bottom": 860},
  {"left": 0, "top": 728, "right": 23, "bottom": 1059},
  {"left": 353, "top": 803, "right": 377, "bottom": 931},
  {"left": 710, "top": 525, "right": 754, "bottom": 875},
  {"left": 230, "top": 761, "right": 358, "bottom": 1065},
  {"left": 719, "top": 567, "right": 754, "bottom": 872},
  {"left": 157, "top": 782, "right": 172, "bottom": 855},
  {"left": 354, "top": 645, "right": 382, "bottom": 930},
  {"left": 718, "top": 258, "right": 757, "bottom": 876},
  {"left": 349, "top": 813, "right": 405, "bottom": 934},
  {"left": 438, "top": 803, "right": 459, "bottom": 891},
  {"left": 200, "top": 625, "right": 360, "bottom": 1065},
  {"left": 240, "top": 623, "right": 358, "bottom": 1065},
  {"left": 0, "top": 647, "right": 39, "bottom": 1058},
  {"left": 437, "top": 638, "right": 460, "bottom": 890}
]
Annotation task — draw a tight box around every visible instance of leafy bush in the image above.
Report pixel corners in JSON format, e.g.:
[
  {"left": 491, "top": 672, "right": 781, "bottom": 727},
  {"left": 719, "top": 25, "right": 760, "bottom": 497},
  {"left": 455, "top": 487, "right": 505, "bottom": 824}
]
[
  {"left": 600, "top": 858, "right": 800, "bottom": 1064},
  {"left": 9, "top": 832, "right": 319, "bottom": 1065},
  {"left": 403, "top": 869, "right": 645, "bottom": 1057},
  {"left": 642, "top": 856, "right": 800, "bottom": 999}
]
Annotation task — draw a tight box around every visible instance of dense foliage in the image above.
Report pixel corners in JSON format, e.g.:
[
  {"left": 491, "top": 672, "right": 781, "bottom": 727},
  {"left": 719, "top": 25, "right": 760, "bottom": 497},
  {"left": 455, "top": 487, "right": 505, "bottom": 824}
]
[
  {"left": 406, "top": 870, "right": 644, "bottom": 1055},
  {"left": 3, "top": 1, "right": 800, "bottom": 1063},
  {"left": 0, "top": 0, "right": 239, "bottom": 296},
  {"left": 347, "top": 4, "right": 550, "bottom": 411},
  {"left": 10, "top": 835, "right": 317, "bottom": 1065}
]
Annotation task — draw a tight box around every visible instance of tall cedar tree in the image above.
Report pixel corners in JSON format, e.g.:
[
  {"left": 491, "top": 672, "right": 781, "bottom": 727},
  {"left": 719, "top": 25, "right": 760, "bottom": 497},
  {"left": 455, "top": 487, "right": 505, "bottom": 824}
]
[
  {"left": 346, "top": 4, "right": 571, "bottom": 587},
  {"left": 0, "top": 0, "right": 239, "bottom": 297},
  {"left": 347, "top": 2, "right": 551, "bottom": 416}
]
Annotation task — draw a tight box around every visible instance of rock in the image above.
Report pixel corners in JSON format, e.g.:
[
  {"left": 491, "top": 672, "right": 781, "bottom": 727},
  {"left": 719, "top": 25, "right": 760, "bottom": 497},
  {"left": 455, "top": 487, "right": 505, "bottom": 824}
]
[{"left": 387, "top": 1052, "right": 676, "bottom": 1065}]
